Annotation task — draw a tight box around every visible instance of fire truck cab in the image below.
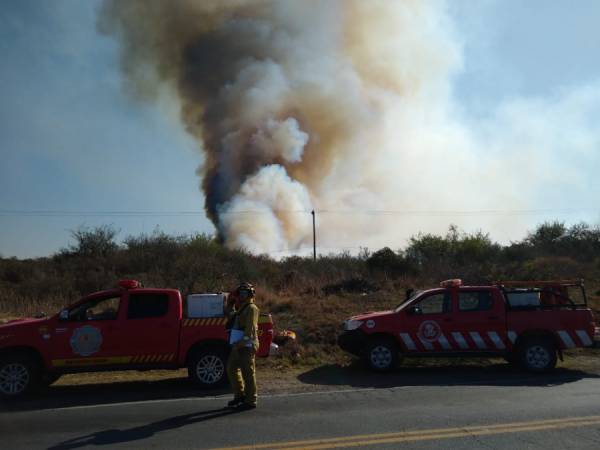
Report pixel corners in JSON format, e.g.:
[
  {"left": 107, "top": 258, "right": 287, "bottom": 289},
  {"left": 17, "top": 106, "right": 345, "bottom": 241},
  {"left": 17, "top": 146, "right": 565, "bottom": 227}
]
[{"left": 338, "top": 279, "right": 596, "bottom": 373}]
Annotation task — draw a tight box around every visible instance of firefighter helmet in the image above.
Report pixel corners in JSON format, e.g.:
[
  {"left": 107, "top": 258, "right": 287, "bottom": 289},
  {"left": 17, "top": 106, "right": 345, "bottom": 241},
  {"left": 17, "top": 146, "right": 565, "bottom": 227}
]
[{"left": 237, "top": 282, "right": 255, "bottom": 299}]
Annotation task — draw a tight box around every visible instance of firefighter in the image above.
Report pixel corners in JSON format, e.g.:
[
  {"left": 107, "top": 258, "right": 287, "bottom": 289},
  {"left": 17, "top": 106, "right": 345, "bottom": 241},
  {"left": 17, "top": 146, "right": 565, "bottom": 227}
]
[{"left": 225, "top": 282, "right": 260, "bottom": 410}]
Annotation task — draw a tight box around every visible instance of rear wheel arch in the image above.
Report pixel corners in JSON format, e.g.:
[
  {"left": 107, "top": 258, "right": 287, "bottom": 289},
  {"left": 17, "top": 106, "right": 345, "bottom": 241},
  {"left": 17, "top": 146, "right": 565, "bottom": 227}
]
[
  {"left": 185, "top": 339, "right": 230, "bottom": 365},
  {"left": 514, "top": 330, "right": 560, "bottom": 350}
]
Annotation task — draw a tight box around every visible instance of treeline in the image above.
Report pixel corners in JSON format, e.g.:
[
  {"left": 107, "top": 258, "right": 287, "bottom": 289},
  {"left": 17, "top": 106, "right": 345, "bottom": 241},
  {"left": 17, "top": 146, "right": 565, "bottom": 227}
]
[
  {"left": 369, "top": 222, "right": 600, "bottom": 280},
  {"left": 1, "top": 221, "right": 599, "bottom": 316}
]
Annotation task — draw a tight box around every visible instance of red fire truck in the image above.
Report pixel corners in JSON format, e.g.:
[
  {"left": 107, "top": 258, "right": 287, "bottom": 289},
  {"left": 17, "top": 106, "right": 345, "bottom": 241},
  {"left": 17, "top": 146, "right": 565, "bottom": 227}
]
[
  {"left": 0, "top": 280, "right": 274, "bottom": 398},
  {"left": 339, "top": 279, "right": 597, "bottom": 373}
]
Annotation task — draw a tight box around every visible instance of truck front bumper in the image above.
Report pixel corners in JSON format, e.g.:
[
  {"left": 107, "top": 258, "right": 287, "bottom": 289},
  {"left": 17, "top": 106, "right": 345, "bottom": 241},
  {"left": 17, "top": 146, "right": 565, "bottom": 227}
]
[{"left": 338, "top": 330, "right": 367, "bottom": 357}]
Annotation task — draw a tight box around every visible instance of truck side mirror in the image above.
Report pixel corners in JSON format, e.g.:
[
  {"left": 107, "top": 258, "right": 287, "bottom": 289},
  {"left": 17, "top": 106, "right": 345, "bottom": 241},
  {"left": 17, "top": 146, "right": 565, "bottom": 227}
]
[{"left": 59, "top": 309, "right": 69, "bottom": 321}]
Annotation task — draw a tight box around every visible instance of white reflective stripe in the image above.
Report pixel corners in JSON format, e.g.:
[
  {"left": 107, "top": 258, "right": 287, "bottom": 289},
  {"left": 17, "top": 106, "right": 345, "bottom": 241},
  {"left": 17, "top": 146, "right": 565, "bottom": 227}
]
[
  {"left": 419, "top": 338, "right": 434, "bottom": 350},
  {"left": 451, "top": 332, "right": 469, "bottom": 350},
  {"left": 558, "top": 330, "right": 576, "bottom": 348},
  {"left": 399, "top": 333, "right": 417, "bottom": 351},
  {"left": 575, "top": 330, "right": 593, "bottom": 347},
  {"left": 438, "top": 334, "right": 452, "bottom": 350},
  {"left": 507, "top": 331, "right": 517, "bottom": 344},
  {"left": 487, "top": 331, "right": 505, "bottom": 350},
  {"left": 469, "top": 332, "right": 487, "bottom": 349}
]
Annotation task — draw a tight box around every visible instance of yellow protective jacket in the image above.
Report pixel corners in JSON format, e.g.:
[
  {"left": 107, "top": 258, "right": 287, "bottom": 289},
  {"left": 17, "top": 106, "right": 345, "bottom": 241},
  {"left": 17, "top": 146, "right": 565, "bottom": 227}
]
[{"left": 227, "top": 300, "right": 260, "bottom": 351}]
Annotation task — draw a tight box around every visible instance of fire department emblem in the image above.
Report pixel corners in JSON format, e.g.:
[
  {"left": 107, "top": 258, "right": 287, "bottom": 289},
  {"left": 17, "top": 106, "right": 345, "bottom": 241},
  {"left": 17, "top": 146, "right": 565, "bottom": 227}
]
[
  {"left": 418, "top": 320, "right": 441, "bottom": 342},
  {"left": 70, "top": 326, "right": 103, "bottom": 357}
]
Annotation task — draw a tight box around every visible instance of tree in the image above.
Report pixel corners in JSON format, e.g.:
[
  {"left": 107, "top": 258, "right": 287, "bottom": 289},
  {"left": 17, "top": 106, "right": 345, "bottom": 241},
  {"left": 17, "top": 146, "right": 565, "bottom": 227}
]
[
  {"left": 66, "top": 225, "right": 119, "bottom": 258},
  {"left": 525, "top": 221, "right": 566, "bottom": 251},
  {"left": 367, "top": 247, "right": 413, "bottom": 277}
]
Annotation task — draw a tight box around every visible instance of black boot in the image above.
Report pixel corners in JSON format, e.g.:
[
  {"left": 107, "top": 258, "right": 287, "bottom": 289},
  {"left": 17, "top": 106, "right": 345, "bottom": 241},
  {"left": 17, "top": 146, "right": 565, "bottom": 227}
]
[
  {"left": 227, "top": 396, "right": 245, "bottom": 408},
  {"left": 236, "top": 402, "right": 257, "bottom": 411}
]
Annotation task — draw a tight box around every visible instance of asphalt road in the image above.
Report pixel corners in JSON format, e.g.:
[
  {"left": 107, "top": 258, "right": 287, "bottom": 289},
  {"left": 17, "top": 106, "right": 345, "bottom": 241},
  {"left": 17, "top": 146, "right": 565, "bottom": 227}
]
[{"left": 2, "top": 368, "right": 600, "bottom": 449}]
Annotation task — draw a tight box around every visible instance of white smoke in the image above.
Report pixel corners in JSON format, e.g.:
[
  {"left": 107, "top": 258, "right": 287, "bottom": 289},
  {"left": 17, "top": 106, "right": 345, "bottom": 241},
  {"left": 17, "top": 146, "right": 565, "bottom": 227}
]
[
  {"left": 250, "top": 118, "right": 308, "bottom": 164},
  {"left": 100, "top": 0, "right": 600, "bottom": 254},
  {"left": 219, "top": 165, "right": 313, "bottom": 253}
]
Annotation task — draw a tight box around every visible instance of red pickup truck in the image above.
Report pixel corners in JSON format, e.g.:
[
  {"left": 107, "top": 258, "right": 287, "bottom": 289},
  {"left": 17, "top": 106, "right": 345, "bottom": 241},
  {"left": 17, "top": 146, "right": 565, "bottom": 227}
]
[
  {"left": 339, "top": 279, "right": 597, "bottom": 373},
  {"left": 0, "top": 280, "right": 274, "bottom": 398}
]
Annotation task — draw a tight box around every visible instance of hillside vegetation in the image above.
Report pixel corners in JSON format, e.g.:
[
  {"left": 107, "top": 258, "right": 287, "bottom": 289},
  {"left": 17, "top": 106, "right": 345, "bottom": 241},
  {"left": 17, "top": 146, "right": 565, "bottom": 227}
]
[{"left": 1, "top": 221, "right": 599, "bottom": 364}]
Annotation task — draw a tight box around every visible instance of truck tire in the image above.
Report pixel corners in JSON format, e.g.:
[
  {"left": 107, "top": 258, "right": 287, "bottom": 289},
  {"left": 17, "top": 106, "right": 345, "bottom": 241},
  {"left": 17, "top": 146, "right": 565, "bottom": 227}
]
[
  {"left": 0, "top": 353, "right": 41, "bottom": 398},
  {"left": 518, "top": 337, "right": 557, "bottom": 372},
  {"left": 363, "top": 338, "right": 399, "bottom": 372},
  {"left": 188, "top": 346, "right": 228, "bottom": 388}
]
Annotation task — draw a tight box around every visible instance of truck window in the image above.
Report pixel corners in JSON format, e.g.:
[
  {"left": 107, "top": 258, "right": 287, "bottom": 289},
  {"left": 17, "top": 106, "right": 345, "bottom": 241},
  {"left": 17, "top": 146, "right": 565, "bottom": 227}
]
[
  {"left": 506, "top": 291, "right": 541, "bottom": 308},
  {"left": 127, "top": 293, "right": 169, "bottom": 319},
  {"left": 416, "top": 292, "right": 452, "bottom": 314},
  {"left": 68, "top": 296, "right": 121, "bottom": 322},
  {"left": 458, "top": 291, "right": 493, "bottom": 312}
]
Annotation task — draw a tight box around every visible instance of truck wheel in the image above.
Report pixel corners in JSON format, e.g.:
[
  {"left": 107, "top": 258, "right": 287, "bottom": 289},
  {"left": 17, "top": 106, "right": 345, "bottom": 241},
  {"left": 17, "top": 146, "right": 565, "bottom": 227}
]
[
  {"left": 0, "top": 354, "right": 40, "bottom": 398},
  {"left": 518, "top": 338, "right": 557, "bottom": 372},
  {"left": 188, "top": 346, "right": 228, "bottom": 388},
  {"left": 364, "top": 338, "right": 398, "bottom": 372}
]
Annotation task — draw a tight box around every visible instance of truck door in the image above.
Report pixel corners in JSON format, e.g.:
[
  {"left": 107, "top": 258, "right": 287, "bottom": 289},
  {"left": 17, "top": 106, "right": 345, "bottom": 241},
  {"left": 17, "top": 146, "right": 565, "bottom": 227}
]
[
  {"left": 400, "top": 290, "right": 455, "bottom": 352},
  {"left": 121, "top": 291, "right": 180, "bottom": 364},
  {"left": 49, "top": 293, "right": 127, "bottom": 368},
  {"left": 451, "top": 289, "right": 507, "bottom": 352}
]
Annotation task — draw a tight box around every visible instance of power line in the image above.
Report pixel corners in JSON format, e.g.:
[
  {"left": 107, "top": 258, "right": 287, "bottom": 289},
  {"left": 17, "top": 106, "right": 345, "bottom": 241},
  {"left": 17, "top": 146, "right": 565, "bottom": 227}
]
[
  {"left": 0, "top": 208, "right": 597, "bottom": 217},
  {"left": 0, "top": 209, "right": 308, "bottom": 217},
  {"left": 0, "top": 210, "right": 205, "bottom": 217},
  {"left": 317, "top": 208, "right": 599, "bottom": 216}
]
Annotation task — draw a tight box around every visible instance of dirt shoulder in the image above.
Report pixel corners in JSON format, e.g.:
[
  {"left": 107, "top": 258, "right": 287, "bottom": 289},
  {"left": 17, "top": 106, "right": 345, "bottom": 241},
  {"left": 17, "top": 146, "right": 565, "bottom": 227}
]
[{"left": 51, "top": 349, "right": 600, "bottom": 393}]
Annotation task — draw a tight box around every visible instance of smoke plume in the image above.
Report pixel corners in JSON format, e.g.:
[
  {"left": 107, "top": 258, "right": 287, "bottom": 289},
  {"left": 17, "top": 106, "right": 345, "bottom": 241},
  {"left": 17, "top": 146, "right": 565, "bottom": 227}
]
[{"left": 99, "top": 0, "right": 600, "bottom": 254}]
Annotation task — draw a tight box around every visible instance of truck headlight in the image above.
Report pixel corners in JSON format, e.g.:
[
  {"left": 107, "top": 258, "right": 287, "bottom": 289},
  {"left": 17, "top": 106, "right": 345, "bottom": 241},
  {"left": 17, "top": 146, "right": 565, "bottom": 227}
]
[{"left": 343, "top": 320, "right": 363, "bottom": 331}]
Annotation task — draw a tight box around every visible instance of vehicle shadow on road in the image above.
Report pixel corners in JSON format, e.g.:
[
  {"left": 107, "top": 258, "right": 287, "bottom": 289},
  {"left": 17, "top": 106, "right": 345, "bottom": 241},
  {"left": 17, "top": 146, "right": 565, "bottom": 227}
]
[
  {"left": 0, "top": 377, "right": 229, "bottom": 413},
  {"left": 297, "top": 361, "right": 600, "bottom": 389},
  {"left": 46, "top": 407, "right": 242, "bottom": 450}
]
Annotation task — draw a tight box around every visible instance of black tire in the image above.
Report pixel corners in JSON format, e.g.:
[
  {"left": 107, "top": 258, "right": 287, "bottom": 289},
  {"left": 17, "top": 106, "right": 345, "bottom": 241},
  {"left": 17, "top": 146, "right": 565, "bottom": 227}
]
[
  {"left": 518, "top": 337, "right": 557, "bottom": 372},
  {"left": 0, "top": 353, "right": 41, "bottom": 399},
  {"left": 363, "top": 338, "right": 399, "bottom": 372},
  {"left": 187, "top": 346, "right": 229, "bottom": 388}
]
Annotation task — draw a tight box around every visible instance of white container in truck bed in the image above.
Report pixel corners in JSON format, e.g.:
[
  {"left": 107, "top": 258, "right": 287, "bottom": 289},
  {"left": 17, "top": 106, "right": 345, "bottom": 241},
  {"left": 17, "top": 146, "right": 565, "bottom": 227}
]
[{"left": 187, "top": 293, "right": 226, "bottom": 318}]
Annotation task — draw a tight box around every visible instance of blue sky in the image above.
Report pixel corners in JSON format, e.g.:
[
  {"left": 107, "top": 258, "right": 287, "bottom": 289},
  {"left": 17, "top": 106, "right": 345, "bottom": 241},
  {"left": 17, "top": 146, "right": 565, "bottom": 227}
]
[
  {"left": 1, "top": 0, "right": 599, "bottom": 258},
  {"left": 451, "top": 0, "right": 600, "bottom": 107}
]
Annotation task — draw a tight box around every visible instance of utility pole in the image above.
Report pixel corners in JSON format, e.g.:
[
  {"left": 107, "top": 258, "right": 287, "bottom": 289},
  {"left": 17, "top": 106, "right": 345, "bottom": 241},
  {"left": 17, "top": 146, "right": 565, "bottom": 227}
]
[{"left": 311, "top": 210, "right": 316, "bottom": 261}]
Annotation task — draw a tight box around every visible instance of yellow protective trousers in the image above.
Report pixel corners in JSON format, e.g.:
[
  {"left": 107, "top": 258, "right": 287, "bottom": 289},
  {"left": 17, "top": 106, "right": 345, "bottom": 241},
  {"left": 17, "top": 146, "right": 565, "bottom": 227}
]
[{"left": 227, "top": 346, "right": 257, "bottom": 406}]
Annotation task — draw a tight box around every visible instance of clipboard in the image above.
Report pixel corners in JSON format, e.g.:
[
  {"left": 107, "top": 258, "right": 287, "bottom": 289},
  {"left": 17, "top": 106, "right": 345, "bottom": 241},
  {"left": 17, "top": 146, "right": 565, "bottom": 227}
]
[{"left": 229, "top": 329, "right": 244, "bottom": 345}]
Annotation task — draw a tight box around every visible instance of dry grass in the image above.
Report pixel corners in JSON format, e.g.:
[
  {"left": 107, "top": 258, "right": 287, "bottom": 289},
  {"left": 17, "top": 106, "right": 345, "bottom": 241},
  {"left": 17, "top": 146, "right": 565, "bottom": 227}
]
[
  {"left": 2, "top": 278, "right": 599, "bottom": 368},
  {"left": 2, "top": 225, "right": 600, "bottom": 388},
  {"left": 54, "top": 369, "right": 188, "bottom": 386}
]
